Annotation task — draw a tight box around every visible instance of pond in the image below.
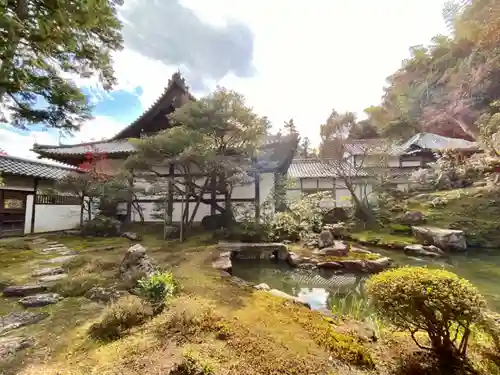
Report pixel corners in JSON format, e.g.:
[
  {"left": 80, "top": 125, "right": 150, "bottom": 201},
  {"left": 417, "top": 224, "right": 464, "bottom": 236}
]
[{"left": 231, "top": 248, "right": 500, "bottom": 314}]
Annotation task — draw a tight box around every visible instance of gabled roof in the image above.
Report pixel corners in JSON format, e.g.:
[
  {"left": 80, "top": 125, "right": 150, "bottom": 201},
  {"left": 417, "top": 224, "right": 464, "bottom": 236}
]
[
  {"left": 288, "top": 159, "right": 369, "bottom": 178},
  {"left": 343, "top": 133, "right": 478, "bottom": 156},
  {"left": 343, "top": 138, "right": 400, "bottom": 156},
  {"left": 33, "top": 72, "right": 192, "bottom": 159},
  {"left": 400, "top": 132, "right": 478, "bottom": 153},
  {"left": 0, "top": 155, "right": 80, "bottom": 180}
]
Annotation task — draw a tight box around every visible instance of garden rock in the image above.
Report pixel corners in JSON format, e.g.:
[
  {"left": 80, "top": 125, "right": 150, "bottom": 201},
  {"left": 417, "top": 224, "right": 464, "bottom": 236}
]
[
  {"left": 38, "top": 273, "right": 68, "bottom": 283},
  {"left": 287, "top": 252, "right": 301, "bottom": 267},
  {"left": 219, "top": 242, "right": 288, "bottom": 260},
  {"left": 412, "top": 226, "right": 467, "bottom": 252},
  {"left": 85, "top": 286, "right": 128, "bottom": 303},
  {"left": 404, "top": 244, "right": 445, "bottom": 258},
  {"left": 267, "top": 289, "right": 311, "bottom": 309},
  {"left": 313, "top": 241, "right": 349, "bottom": 256},
  {"left": 121, "top": 232, "right": 141, "bottom": 241},
  {"left": 0, "top": 336, "right": 34, "bottom": 360},
  {"left": 317, "top": 261, "right": 343, "bottom": 270},
  {"left": 325, "top": 222, "right": 348, "bottom": 238},
  {"left": 318, "top": 230, "right": 334, "bottom": 249},
  {"left": 119, "top": 244, "right": 157, "bottom": 283},
  {"left": 350, "top": 247, "right": 373, "bottom": 255},
  {"left": 3, "top": 284, "right": 47, "bottom": 297},
  {"left": 212, "top": 252, "right": 232, "bottom": 273},
  {"left": 254, "top": 283, "right": 270, "bottom": 291},
  {"left": 0, "top": 311, "right": 49, "bottom": 334},
  {"left": 32, "top": 267, "right": 65, "bottom": 277},
  {"left": 44, "top": 255, "right": 77, "bottom": 264},
  {"left": 364, "top": 257, "right": 393, "bottom": 273},
  {"left": 18, "top": 293, "right": 63, "bottom": 307},
  {"left": 397, "top": 211, "right": 426, "bottom": 225}
]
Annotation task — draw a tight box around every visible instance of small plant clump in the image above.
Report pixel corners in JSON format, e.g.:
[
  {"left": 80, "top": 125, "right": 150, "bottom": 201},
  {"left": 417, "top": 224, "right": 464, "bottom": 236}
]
[
  {"left": 136, "top": 271, "right": 178, "bottom": 312},
  {"left": 89, "top": 295, "right": 153, "bottom": 341},
  {"left": 366, "top": 266, "right": 487, "bottom": 358},
  {"left": 169, "top": 351, "right": 215, "bottom": 375}
]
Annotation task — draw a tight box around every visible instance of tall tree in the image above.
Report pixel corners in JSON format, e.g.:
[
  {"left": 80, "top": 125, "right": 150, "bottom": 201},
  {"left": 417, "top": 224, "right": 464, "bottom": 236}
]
[
  {"left": 319, "top": 110, "right": 356, "bottom": 158},
  {"left": 284, "top": 118, "right": 298, "bottom": 136},
  {"left": 0, "top": 0, "right": 123, "bottom": 132},
  {"left": 126, "top": 87, "right": 270, "bottom": 226},
  {"left": 298, "top": 136, "right": 311, "bottom": 158}
]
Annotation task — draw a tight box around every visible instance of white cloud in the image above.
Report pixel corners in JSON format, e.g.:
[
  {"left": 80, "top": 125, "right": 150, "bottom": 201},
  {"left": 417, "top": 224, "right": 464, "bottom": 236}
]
[
  {"left": 1, "top": 0, "right": 452, "bottom": 159},
  {"left": 0, "top": 116, "right": 127, "bottom": 162}
]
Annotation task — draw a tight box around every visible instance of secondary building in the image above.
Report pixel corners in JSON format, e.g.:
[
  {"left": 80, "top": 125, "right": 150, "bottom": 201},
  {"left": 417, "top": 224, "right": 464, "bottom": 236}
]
[{"left": 0, "top": 155, "right": 82, "bottom": 237}]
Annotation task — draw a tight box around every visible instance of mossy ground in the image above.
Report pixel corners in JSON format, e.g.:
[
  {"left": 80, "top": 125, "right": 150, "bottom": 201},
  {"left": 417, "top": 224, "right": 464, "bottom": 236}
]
[{"left": 0, "top": 227, "right": 499, "bottom": 375}]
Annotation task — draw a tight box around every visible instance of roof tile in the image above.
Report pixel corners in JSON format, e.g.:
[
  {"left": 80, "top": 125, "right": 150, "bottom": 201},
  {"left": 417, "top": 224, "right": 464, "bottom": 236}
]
[{"left": 0, "top": 155, "right": 78, "bottom": 179}]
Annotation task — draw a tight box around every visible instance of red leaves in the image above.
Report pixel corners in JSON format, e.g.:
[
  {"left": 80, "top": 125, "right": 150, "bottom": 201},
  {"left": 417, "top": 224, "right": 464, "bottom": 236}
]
[{"left": 77, "top": 146, "right": 111, "bottom": 180}]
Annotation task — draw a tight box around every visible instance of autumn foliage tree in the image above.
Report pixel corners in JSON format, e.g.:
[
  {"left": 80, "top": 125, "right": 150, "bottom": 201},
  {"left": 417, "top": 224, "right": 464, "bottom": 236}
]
[{"left": 363, "top": 0, "right": 500, "bottom": 142}]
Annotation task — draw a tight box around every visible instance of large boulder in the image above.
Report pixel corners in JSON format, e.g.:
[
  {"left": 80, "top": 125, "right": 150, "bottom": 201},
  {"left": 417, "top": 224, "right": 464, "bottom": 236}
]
[
  {"left": 212, "top": 252, "right": 232, "bottom": 273},
  {"left": 317, "top": 230, "right": 334, "bottom": 249},
  {"left": 219, "top": 242, "right": 289, "bottom": 260},
  {"left": 313, "top": 241, "right": 349, "bottom": 256},
  {"left": 119, "top": 244, "right": 157, "bottom": 284},
  {"left": 412, "top": 226, "right": 467, "bottom": 252},
  {"left": 0, "top": 312, "right": 48, "bottom": 335},
  {"left": 397, "top": 211, "right": 426, "bottom": 225},
  {"left": 0, "top": 336, "right": 34, "bottom": 360},
  {"left": 404, "top": 244, "right": 445, "bottom": 258}
]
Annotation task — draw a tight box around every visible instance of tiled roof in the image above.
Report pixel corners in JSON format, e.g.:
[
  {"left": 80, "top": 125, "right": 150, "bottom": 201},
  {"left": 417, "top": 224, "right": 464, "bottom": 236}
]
[
  {"left": 33, "top": 139, "right": 135, "bottom": 156},
  {"left": 288, "top": 159, "right": 369, "bottom": 178},
  {"left": 343, "top": 138, "right": 400, "bottom": 156},
  {"left": 344, "top": 133, "right": 478, "bottom": 156},
  {"left": 0, "top": 155, "right": 79, "bottom": 179},
  {"left": 400, "top": 132, "right": 478, "bottom": 152}
]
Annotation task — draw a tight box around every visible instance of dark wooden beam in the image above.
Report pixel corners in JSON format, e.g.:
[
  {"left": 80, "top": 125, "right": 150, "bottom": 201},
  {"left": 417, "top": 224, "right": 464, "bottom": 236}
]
[
  {"left": 254, "top": 171, "right": 260, "bottom": 221},
  {"left": 166, "top": 164, "right": 174, "bottom": 225},
  {"left": 30, "top": 178, "right": 39, "bottom": 234}
]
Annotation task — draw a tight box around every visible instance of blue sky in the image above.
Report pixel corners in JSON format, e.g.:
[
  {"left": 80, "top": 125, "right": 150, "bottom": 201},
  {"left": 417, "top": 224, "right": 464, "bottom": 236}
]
[{"left": 0, "top": 0, "right": 449, "bottom": 161}]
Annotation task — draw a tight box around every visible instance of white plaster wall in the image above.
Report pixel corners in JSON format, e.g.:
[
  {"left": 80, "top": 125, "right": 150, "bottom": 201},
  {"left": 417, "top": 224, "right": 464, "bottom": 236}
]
[
  {"left": 301, "top": 178, "right": 318, "bottom": 189},
  {"left": 286, "top": 189, "right": 302, "bottom": 203},
  {"left": 259, "top": 173, "right": 275, "bottom": 206},
  {"left": 401, "top": 160, "right": 421, "bottom": 167},
  {"left": 33, "top": 204, "right": 82, "bottom": 233},
  {"left": 318, "top": 178, "right": 334, "bottom": 188}
]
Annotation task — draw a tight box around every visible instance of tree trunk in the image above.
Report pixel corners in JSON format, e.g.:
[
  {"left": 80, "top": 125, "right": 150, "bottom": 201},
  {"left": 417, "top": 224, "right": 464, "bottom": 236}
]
[
  {"left": 344, "top": 178, "right": 374, "bottom": 224},
  {"left": 79, "top": 197, "right": 85, "bottom": 228}
]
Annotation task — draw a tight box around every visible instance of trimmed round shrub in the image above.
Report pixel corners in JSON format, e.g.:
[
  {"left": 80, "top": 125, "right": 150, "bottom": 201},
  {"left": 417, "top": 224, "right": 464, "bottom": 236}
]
[
  {"left": 366, "top": 266, "right": 486, "bottom": 358},
  {"left": 81, "top": 215, "right": 121, "bottom": 237},
  {"left": 89, "top": 295, "right": 153, "bottom": 341}
]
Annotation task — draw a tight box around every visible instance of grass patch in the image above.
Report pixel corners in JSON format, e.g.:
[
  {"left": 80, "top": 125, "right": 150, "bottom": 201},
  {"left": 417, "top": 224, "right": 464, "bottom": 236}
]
[
  {"left": 321, "top": 252, "right": 380, "bottom": 262},
  {"left": 349, "top": 230, "right": 418, "bottom": 248}
]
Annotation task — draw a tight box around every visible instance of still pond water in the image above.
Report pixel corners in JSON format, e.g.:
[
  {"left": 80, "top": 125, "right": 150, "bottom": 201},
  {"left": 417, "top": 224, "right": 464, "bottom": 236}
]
[{"left": 231, "top": 248, "right": 500, "bottom": 313}]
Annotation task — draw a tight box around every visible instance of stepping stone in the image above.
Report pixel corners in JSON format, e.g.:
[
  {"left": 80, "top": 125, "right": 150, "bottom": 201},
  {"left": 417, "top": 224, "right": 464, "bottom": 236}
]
[
  {"left": 32, "top": 267, "right": 65, "bottom": 277},
  {"left": 32, "top": 238, "right": 48, "bottom": 244},
  {"left": 0, "top": 311, "right": 49, "bottom": 334},
  {"left": 55, "top": 250, "right": 77, "bottom": 256},
  {"left": 38, "top": 274, "right": 68, "bottom": 283},
  {"left": 3, "top": 285, "right": 47, "bottom": 297},
  {"left": 18, "top": 293, "right": 62, "bottom": 308},
  {"left": 44, "top": 255, "right": 77, "bottom": 264},
  {"left": 0, "top": 336, "right": 34, "bottom": 360}
]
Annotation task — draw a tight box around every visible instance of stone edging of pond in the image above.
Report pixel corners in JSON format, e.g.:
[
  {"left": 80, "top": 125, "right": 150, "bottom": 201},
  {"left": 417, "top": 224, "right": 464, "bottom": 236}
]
[{"left": 212, "top": 241, "right": 394, "bottom": 277}]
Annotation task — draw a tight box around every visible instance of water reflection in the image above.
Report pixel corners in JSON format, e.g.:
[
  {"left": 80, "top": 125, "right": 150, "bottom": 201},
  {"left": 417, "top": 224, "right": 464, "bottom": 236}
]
[{"left": 231, "top": 250, "right": 500, "bottom": 313}]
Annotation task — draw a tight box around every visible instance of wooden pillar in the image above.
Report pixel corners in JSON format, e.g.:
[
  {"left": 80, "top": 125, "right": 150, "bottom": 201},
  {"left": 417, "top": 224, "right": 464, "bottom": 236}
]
[
  {"left": 332, "top": 177, "right": 337, "bottom": 208},
  {"left": 210, "top": 173, "right": 216, "bottom": 215},
  {"left": 166, "top": 164, "right": 174, "bottom": 225},
  {"left": 30, "top": 178, "right": 39, "bottom": 233},
  {"left": 126, "top": 176, "right": 133, "bottom": 223},
  {"left": 254, "top": 171, "right": 260, "bottom": 221}
]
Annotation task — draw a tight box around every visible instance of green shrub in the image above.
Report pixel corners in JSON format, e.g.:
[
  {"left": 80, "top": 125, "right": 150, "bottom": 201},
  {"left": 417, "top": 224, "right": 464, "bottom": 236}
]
[
  {"left": 170, "top": 351, "right": 215, "bottom": 375},
  {"left": 81, "top": 215, "right": 121, "bottom": 237},
  {"left": 366, "top": 267, "right": 486, "bottom": 358},
  {"left": 136, "top": 271, "right": 178, "bottom": 311},
  {"left": 213, "top": 221, "right": 270, "bottom": 243},
  {"left": 89, "top": 295, "right": 153, "bottom": 341},
  {"left": 389, "top": 223, "right": 411, "bottom": 235},
  {"left": 269, "top": 212, "right": 304, "bottom": 242}
]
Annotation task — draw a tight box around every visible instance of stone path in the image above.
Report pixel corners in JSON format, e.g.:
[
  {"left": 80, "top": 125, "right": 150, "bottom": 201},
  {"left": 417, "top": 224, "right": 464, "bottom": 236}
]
[{"left": 0, "top": 238, "right": 79, "bottom": 357}]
